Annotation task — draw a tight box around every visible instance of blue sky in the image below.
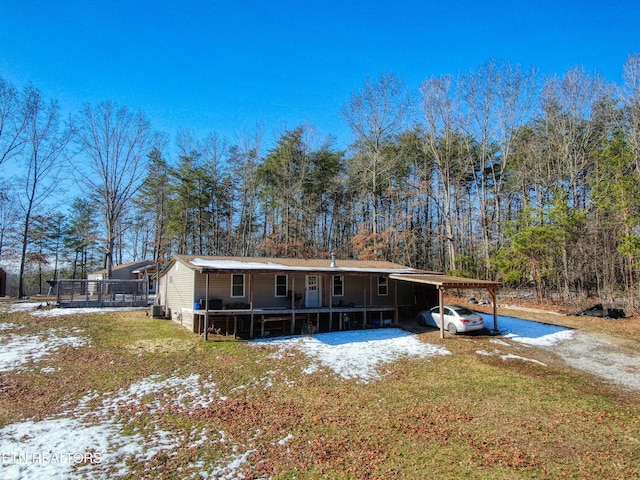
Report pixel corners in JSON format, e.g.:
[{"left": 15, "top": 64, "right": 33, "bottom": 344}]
[{"left": 1, "top": 0, "right": 639, "bottom": 152}]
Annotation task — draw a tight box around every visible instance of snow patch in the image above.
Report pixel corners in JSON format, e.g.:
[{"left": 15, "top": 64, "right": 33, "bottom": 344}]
[
  {"left": 500, "top": 354, "right": 547, "bottom": 366},
  {"left": 0, "top": 322, "right": 24, "bottom": 331},
  {"left": 31, "top": 306, "right": 148, "bottom": 317},
  {"left": 8, "top": 302, "right": 43, "bottom": 312},
  {"left": 0, "top": 374, "right": 242, "bottom": 479},
  {"left": 479, "top": 313, "right": 574, "bottom": 346},
  {"left": 253, "top": 328, "right": 450, "bottom": 383},
  {"left": 0, "top": 329, "right": 90, "bottom": 372},
  {"left": 277, "top": 433, "right": 294, "bottom": 445}
]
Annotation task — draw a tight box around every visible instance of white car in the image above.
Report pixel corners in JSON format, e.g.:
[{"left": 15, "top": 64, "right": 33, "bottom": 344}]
[{"left": 417, "top": 305, "right": 485, "bottom": 334}]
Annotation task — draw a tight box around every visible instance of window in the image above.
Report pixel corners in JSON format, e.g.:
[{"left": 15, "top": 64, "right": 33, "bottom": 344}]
[
  {"left": 377, "top": 276, "right": 388, "bottom": 296},
  {"left": 275, "top": 274, "right": 288, "bottom": 297},
  {"left": 231, "top": 274, "right": 245, "bottom": 297},
  {"left": 332, "top": 275, "right": 344, "bottom": 296}
]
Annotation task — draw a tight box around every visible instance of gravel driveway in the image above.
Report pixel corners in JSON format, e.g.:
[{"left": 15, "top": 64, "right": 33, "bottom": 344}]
[{"left": 549, "top": 331, "right": 640, "bottom": 391}]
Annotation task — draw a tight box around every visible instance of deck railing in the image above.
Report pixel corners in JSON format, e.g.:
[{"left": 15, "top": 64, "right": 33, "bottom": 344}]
[{"left": 53, "top": 279, "right": 149, "bottom": 308}]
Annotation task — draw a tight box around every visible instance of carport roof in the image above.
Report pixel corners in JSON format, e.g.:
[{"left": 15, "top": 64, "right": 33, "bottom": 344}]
[
  {"left": 389, "top": 273, "right": 501, "bottom": 290},
  {"left": 392, "top": 273, "right": 501, "bottom": 337}
]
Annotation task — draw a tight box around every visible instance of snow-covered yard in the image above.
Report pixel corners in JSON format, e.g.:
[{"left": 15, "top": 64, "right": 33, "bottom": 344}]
[
  {"left": 0, "top": 302, "right": 638, "bottom": 478},
  {"left": 0, "top": 373, "right": 235, "bottom": 480}
]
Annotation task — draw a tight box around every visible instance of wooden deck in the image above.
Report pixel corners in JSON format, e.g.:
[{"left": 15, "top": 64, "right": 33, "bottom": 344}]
[{"left": 192, "top": 305, "right": 401, "bottom": 339}]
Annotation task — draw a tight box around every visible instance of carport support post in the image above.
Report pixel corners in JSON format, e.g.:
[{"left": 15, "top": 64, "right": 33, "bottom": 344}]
[
  {"left": 438, "top": 286, "right": 446, "bottom": 339},
  {"left": 489, "top": 287, "right": 498, "bottom": 333}
]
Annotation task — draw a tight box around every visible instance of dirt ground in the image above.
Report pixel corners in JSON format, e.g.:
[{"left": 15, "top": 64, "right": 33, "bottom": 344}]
[{"left": 471, "top": 297, "right": 640, "bottom": 391}]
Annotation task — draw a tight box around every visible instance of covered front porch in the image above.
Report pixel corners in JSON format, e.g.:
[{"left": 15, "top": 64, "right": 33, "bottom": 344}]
[
  {"left": 195, "top": 304, "right": 403, "bottom": 339},
  {"left": 188, "top": 262, "right": 419, "bottom": 340},
  {"left": 164, "top": 255, "right": 501, "bottom": 341}
]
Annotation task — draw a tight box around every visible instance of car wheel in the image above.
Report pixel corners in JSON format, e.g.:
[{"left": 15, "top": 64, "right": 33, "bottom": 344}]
[{"left": 447, "top": 323, "right": 457, "bottom": 335}]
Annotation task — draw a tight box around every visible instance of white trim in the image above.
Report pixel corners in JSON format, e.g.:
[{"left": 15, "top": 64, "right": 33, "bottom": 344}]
[
  {"left": 231, "top": 274, "right": 245, "bottom": 298},
  {"left": 378, "top": 276, "right": 389, "bottom": 296},
  {"left": 275, "top": 274, "right": 288, "bottom": 297},
  {"left": 305, "top": 275, "right": 321, "bottom": 307},
  {"left": 332, "top": 275, "right": 344, "bottom": 297}
]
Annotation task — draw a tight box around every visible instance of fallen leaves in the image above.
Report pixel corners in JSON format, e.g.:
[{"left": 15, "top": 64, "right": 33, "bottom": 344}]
[{"left": 1, "top": 308, "right": 639, "bottom": 479}]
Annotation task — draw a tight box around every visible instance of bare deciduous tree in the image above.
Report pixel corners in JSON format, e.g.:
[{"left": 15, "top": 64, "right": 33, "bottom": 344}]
[
  {"left": 17, "top": 87, "right": 70, "bottom": 297},
  {"left": 75, "top": 101, "right": 151, "bottom": 277},
  {"left": 0, "top": 189, "right": 19, "bottom": 259},
  {"left": 343, "top": 73, "right": 410, "bottom": 258},
  {"left": 230, "top": 127, "right": 263, "bottom": 257},
  {"left": 419, "top": 75, "right": 469, "bottom": 272},
  {"left": 458, "top": 60, "right": 538, "bottom": 275},
  {"left": 623, "top": 54, "right": 640, "bottom": 175},
  {"left": 0, "top": 76, "right": 30, "bottom": 167}
]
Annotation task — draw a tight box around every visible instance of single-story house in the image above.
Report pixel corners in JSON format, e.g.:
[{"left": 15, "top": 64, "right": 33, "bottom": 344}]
[
  {"left": 89, "top": 260, "right": 156, "bottom": 294},
  {"left": 131, "top": 262, "right": 158, "bottom": 294},
  {"left": 157, "top": 255, "right": 500, "bottom": 339}
]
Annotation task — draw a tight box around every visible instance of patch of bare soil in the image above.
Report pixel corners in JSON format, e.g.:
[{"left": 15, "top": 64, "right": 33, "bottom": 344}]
[
  {"left": 126, "top": 338, "right": 197, "bottom": 354},
  {"left": 471, "top": 299, "right": 640, "bottom": 391}
]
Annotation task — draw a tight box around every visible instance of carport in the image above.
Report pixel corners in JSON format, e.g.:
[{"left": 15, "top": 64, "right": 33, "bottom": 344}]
[{"left": 390, "top": 273, "right": 501, "bottom": 338}]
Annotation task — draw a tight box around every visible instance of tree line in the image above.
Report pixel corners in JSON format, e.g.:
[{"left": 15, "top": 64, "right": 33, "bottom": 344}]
[{"left": 1, "top": 55, "right": 639, "bottom": 305}]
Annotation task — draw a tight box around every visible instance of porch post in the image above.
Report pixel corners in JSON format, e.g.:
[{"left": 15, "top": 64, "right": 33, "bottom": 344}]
[
  {"left": 394, "top": 279, "right": 398, "bottom": 326},
  {"left": 250, "top": 273, "right": 256, "bottom": 337},
  {"left": 291, "top": 276, "right": 296, "bottom": 335},
  {"left": 363, "top": 277, "right": 368, "bottom": 328},
  {"left": 439, "top": 286, "right": 446, "bottom": 339},
  {"left": 249, "top": 273, "right": 254, "bottom": 309},
  {"left": 328, "top": 273, "right": 333, "bottom": 331},
  {"left": 204, "top": 273, "right": 210, "bottom": 341}
]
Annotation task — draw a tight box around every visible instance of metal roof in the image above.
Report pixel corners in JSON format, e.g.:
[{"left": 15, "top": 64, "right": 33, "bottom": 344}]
[
  {"left": 161, "top": 256, "right": 499, "bottom": 289},
  {"left": 169, "top": 255, "right": 431, "bottom": 275},
  {"left": 90, "top": 259, "right": 155, "bottom": 276}
]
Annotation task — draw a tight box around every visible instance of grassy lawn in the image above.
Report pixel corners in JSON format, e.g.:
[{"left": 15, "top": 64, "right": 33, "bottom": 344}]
[{"left": 0, "top": 307, "right": 638, "bottom": 479}]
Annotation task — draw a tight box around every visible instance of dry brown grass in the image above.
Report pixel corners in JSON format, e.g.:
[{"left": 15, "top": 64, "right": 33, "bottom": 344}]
[{"left": 0, "top": 306, "right": 638, "bottom": 479}]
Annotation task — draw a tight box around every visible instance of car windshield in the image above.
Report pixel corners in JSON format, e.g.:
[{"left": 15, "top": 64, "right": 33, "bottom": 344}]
[{"left": 451, "top": 306, "right": 475, "bottom": 315}]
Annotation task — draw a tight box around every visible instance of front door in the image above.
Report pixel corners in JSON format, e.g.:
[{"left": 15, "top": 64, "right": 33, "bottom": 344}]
[{"left": 305, "top": 275, "right": 321, "bottom": 307}]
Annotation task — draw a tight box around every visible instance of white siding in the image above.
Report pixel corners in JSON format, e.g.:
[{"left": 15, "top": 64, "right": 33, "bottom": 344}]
[{"left": 162, "top": 262, "right": 195, "bottom": 329}]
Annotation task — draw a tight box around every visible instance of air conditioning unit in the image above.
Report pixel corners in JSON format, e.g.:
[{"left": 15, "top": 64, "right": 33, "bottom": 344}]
[{"left": 151, "top": 305, "right": 165, "bottom": 318}]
